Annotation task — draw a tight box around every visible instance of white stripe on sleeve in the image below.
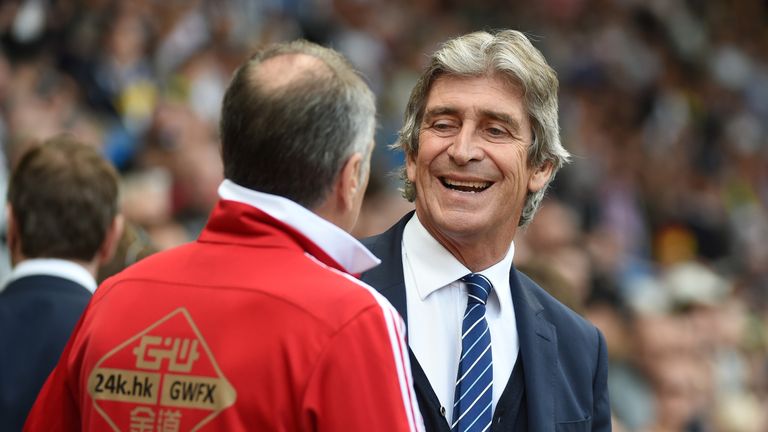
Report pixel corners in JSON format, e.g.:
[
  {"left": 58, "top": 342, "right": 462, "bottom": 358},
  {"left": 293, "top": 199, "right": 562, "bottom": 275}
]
[{"left": 305, "top": 253, "right": 425, "bottom": 432}]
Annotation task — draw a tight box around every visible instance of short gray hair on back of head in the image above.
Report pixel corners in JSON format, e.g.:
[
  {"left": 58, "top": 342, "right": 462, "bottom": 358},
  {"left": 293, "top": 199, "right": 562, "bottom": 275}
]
[
  {"left": 220, "top": 40, "right": 376, "bottom": 209},
  {"left": 396, "top": 30, "right": 570, "bottom": 226}
]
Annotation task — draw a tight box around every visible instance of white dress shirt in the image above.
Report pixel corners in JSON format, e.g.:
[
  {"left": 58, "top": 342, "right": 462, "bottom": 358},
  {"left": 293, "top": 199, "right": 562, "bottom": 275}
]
[
  {"left": 402, "top": 214, "right": 519, "bottom": 423},
  {"left": 0, "top": 258, "right": 98, "bottom": 294}
]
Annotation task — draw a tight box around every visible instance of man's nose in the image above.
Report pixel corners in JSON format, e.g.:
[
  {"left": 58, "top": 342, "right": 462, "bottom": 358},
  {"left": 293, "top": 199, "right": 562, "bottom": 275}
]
[{"left": 447, "top": 125, "right": 484, "bottom": 165}]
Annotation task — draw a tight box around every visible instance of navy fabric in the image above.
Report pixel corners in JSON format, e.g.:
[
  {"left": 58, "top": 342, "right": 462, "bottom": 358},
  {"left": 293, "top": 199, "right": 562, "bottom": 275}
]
[{"left": 0, "top": 275, "right": 91, "bottom": 431}]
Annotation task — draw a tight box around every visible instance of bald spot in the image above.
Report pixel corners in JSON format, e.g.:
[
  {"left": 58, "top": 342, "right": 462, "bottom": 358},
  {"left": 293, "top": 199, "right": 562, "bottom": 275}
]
[{"left": 251, "top": 53, "right": 333, "bottom": 90}]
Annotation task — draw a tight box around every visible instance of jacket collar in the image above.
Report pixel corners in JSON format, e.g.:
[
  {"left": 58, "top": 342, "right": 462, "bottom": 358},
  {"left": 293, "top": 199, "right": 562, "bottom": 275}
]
[
  {"left": 1, "top": 258, "right": 97, "bottom": 294},
  {"left": 361, "top": 211, "right": 412, "bottom": 322},
  {"left": 201, "top": 180, "right": 380, "bottom": 275}
]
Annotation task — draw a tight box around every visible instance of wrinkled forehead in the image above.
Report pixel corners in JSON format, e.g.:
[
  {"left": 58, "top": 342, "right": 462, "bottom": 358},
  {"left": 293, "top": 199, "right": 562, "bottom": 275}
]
[
  {"left": 423, "top": 71, "right": 525, "bottom": 110},
  {"left": 422, "top": 74, "right": 527, "bottom": 120}
]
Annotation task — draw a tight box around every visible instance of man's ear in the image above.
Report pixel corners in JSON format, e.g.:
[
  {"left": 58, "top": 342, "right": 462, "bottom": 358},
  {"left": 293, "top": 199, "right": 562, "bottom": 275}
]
[
  {"left": 528, "top": 160, "right": 554, "bottom": 193},
  {"left": 97, "top": 214, "right": 125, "bottom": 265},
  {"left": 405, "top": 152, "right": 417, "bottom": 183},
  {"left": 313, "top": 152, "right": 366, "bottom": 231},
  {"left": 6, "top": 204, "right": 20, "bottom": 259},
  {"left": 337, "top": 152, "right": 364, "bottom": 211}
]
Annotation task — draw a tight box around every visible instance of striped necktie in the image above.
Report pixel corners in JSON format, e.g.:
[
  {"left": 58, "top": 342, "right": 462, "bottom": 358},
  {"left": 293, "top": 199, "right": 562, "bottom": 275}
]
[{"left": 452, "top": 273, "right": 493, "bottom": 432}]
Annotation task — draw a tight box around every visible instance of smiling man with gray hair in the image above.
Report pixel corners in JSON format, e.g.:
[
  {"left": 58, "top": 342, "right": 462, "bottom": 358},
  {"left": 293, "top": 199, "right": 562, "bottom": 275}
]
[{"left": 362, "top": 30, "right": 611, "bottom": 431}]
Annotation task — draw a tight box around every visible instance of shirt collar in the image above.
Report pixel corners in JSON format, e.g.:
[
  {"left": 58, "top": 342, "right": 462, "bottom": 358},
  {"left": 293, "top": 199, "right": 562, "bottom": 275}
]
[
  {"left": 403, "top": 213, "right": 515, "bottom": 301},
  {"left": 2, "top": 258, "right": 97, "bottom": 293},
  {"left": 218, "top": 179, "right": 380, "bottom": 274}
]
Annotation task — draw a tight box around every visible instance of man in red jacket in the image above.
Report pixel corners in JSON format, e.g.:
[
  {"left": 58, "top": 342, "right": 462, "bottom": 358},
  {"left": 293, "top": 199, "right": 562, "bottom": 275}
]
[{"left": 25, "top": 40, "right": 423, "bottom": 432}]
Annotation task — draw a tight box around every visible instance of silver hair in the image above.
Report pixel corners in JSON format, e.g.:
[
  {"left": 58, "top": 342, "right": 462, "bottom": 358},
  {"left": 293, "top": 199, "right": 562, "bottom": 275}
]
[{"left": 396, "top": 30, "right": 570, "bottom": 226}]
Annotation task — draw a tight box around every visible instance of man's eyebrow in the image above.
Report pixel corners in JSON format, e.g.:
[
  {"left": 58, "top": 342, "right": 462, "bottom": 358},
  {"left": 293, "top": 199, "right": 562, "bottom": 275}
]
[
  {"left": 479, "top": 109, "right": 522, "bottom": 134},
  {"left": 422, "top": 106, "right": 459, "bottom": 122}
]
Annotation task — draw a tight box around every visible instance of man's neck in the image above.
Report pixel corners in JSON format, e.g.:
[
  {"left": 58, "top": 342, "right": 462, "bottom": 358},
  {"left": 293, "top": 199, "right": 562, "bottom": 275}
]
[{"left": 418, "top": 224, "right": 514, "bottom": 273}]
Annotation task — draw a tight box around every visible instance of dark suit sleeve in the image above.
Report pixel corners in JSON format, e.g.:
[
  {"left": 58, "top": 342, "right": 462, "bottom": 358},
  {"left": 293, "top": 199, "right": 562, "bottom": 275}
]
[{"left": 592, "top": 328, "right": 611, "bottom": 432}]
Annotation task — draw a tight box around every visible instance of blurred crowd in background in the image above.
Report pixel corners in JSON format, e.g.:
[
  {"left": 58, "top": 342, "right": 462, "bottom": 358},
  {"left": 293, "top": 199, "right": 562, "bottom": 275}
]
[{"left": 0, "top": 0, "right": 766, "bottom": 430}]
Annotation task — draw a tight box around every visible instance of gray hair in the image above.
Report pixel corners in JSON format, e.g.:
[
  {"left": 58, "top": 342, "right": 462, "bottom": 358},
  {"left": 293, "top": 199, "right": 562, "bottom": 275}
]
[
  {"left": 220, "top": 40, "right": 376, "bottom": 209},
  {"left": 397, "top": 30, "right": 570, "bottom": 226}
]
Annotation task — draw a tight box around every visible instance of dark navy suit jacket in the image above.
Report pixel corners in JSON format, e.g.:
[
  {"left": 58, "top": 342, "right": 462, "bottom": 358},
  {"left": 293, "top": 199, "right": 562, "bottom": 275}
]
[
  {"left": 361, "top": 212, "right": 611, "bottom": 432},
  {"left": 0, "top": 275, "right": 91, "bottom": 431}
]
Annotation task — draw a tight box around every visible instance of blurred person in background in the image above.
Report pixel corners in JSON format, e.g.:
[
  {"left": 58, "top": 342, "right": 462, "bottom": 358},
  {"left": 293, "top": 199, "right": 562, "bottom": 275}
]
[
  {"left": 0, "top": 136, "right": 122, "bottom": 431},
  {"left": 362, "top": 30, "right": 610, "bottom": 432},
  {"left": 25, "top": 40, "right": 423, "bottom": 432}
]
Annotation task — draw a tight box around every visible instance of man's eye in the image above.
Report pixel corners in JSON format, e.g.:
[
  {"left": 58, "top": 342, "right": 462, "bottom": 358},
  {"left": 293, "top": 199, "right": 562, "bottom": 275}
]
[
  {"left": 486, "top": 127, "right": 507, "bottom": 137},
  {"left": 430, "top": 121, "right": 458, "bottom": 134}
]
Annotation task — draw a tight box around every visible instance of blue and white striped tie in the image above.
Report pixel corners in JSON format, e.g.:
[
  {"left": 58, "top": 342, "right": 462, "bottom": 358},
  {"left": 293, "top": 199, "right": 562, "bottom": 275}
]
[{"left": 452, "top": 273, "right": 493, "bottom": 432}]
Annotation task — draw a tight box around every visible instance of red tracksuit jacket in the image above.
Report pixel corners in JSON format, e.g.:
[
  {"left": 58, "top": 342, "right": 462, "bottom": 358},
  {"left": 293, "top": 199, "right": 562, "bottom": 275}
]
[{"left": 25, "top": 184, "right": 423, "bottom": 431}]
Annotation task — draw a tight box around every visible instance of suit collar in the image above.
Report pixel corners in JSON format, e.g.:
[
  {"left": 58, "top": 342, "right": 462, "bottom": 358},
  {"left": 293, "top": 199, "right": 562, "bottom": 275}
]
[
  {"left": 363, "top": 211, "right": 452, "bottom": 430},
  {"left": 361, "top": 211, "right": 413, "bottom": 324},
  {"left": 510, "top": 269, "right": 556, "bottom": 431},
  {"left": 2, "top": 258, "right": 96, "bottom": 294}
]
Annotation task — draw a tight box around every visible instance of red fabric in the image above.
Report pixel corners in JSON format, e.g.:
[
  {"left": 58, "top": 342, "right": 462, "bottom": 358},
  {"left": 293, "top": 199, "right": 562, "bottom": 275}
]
[{"left": 25, "top": 200, "right": 421, "bottom": 431}]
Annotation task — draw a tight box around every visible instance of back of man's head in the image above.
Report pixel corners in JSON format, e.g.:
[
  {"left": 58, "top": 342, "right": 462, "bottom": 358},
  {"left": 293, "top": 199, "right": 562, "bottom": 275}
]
[
  {"left": 7, "top": 136, "right": 120, "bottom": 262},
  {"left": 219, "top": 40, "right": 376, "bottom": 210}
]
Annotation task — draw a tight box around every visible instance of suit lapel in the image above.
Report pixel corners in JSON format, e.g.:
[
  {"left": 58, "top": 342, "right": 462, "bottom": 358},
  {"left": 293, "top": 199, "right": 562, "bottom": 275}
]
[
  {"left": 360, "top": 212, "right": 411, "bottom": 323},
  {"left": 362, "top": 212, "right": 450, "bottom": 432},
  {"left": 510, "top": 267, "right": 556, "bottom": 432}
]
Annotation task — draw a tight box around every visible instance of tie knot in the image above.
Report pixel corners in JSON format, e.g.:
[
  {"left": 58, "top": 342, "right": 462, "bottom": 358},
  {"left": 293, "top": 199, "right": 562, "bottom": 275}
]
[{"left": 461, "top": 273, "right": 492, "bottom": 305}]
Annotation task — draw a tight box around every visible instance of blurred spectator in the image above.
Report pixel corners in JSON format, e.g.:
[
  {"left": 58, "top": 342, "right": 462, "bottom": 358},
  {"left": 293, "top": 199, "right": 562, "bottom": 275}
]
[
  {"left": 96, "top": 221, "right": 157, "bottom": 283},
  {"left": 0, "top": 135, "right": 122, "bottom": 431}
]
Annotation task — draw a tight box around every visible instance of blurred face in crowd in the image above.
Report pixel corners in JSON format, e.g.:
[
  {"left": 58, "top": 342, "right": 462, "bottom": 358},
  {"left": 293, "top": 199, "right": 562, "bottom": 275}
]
[
  {"left": 108, "top": 13, "right": 147, "bottom": 64},
  {"left": 407, "top": 74, "right": 552, "bottom": 262}
]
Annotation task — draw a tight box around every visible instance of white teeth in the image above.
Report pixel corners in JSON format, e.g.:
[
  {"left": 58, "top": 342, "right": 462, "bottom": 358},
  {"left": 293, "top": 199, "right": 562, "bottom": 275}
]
[{"left": 443, "top": 179, "right": 491, "bottom": 189}]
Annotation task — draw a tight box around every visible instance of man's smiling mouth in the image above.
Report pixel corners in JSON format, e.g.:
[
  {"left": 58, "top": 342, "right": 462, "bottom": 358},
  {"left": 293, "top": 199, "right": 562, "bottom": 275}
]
[{"left": 440, "top": 177, "right": 492, "bottom": 193}]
